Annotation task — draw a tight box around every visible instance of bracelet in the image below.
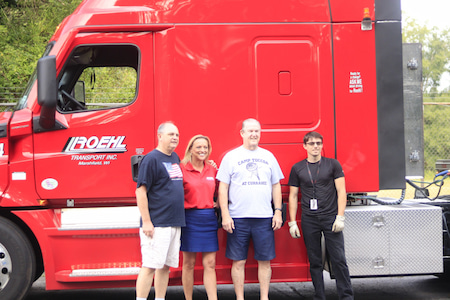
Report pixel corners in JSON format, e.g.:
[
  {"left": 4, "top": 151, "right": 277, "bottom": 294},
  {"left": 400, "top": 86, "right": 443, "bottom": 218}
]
[{"left": 274, "top": 208, "right": 282, "bottom": 211}]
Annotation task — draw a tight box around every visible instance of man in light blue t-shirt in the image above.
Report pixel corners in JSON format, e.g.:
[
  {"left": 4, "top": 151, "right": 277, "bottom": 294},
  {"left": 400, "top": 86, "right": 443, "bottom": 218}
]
[{"left": 216, "top": 118, "right": 284, "bottom": 300}]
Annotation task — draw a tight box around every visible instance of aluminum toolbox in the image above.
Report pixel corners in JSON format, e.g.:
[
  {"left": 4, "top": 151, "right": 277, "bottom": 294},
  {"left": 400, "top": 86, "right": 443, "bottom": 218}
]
[{"left": 343, "top": 201, "right": 443, "bottom": 276}]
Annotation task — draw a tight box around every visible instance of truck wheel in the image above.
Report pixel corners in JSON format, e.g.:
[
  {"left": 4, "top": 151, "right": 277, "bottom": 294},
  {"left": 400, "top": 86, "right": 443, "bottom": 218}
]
[{"left": 0, "top": 217, "right": 35, "bottom": 300}]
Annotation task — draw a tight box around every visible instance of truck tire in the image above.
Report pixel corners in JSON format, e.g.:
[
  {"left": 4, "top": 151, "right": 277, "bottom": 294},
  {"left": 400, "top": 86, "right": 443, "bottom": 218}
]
[{"left": 0, "top": 217, "right": 36, "bottom": 300}]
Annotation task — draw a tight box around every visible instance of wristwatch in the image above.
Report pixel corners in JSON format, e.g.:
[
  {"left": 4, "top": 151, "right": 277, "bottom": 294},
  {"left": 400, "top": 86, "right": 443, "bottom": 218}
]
[{"left": 274, "top": 208, "right": 282, "bottom": 212}]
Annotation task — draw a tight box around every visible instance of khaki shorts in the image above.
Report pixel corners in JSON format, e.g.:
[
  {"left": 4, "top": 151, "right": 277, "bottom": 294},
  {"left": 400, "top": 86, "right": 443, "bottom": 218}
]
[{"left": 139, "top": 227, "right": 181, "bottom": 269}]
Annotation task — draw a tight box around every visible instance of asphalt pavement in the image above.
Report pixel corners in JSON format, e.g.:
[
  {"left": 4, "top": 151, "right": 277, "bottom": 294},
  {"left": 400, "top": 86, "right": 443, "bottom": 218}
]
[{"left": 26, "top": 272, "right": 450, "bottom": 300}]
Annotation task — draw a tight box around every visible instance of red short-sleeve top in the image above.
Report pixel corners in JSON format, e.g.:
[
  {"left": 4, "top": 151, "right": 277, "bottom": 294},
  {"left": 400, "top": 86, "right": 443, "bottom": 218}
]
[{"left": 180, "top": 162, "right": 218, "bottom": 209}]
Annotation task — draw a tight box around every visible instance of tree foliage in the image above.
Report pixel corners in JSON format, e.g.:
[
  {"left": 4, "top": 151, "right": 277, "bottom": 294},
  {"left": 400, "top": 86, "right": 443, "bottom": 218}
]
[
  {"left": 403, "top": 18, "right": 450, "bottom": 175},
  {"left": 423, "top": 105, "right": 449, "bottom": 171},
  {"left": 402, "top": 16, "right": 450, "bottom": 95},
  {"left": 0, "top": 0, "right": 82, "bottom": 94}
]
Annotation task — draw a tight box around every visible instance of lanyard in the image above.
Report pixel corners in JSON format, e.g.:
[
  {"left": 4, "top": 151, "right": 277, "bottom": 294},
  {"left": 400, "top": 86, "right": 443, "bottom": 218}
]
[{"left": 306, "top": 160, "right": 321, "bottom": 199}]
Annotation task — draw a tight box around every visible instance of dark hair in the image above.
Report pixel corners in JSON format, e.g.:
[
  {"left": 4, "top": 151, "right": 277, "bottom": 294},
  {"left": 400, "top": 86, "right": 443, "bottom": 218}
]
[{"left": 303, "top": 131, "right": 323, "bottom": 144}]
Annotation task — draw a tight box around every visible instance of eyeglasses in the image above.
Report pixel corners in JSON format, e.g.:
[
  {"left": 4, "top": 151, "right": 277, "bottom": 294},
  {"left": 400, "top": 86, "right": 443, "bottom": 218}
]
[{"left": 306, "top": 142, "right": 323, "bottom": 146}]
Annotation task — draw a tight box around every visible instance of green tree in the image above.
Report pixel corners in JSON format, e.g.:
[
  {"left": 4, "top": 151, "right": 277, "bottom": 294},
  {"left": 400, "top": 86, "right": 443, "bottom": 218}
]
[
  {"left": 403, "top": 18, "right": 450, "bottom": 175},
  {"left": 402, "top": 17, "right": 450, "bottom": 96},
  {"left": 0, "top": 0, "right": 17, "bottom": 8},
  {"left": 0, "top": 0, "right": 82, "bottom": 101}
]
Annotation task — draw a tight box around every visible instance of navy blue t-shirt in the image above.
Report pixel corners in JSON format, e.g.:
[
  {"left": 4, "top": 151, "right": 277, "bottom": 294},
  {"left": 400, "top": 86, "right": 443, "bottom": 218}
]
[{"left": 137, "top": 149, "right": 185, "bottom": 227}]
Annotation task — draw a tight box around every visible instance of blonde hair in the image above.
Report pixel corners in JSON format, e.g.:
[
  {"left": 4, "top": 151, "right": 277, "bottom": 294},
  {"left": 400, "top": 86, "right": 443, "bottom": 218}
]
[{"left": 181, "top": 135, "right": 212, "bottom": 164}]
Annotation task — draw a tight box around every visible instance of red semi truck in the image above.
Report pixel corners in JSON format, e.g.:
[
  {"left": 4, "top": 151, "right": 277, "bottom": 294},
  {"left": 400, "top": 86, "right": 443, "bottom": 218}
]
[{"left": 1, "top": 0, "right": 448, "bottom": 299}]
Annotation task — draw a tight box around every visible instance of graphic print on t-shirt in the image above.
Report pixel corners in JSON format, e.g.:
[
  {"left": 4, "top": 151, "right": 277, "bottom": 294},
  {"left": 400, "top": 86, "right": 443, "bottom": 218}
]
[
  {"left": 163, "top": 162, "right": 183, "bottom": 179},
  {"left": 239, "top": 159, "right": 270, "bottom": 186},
  {"left": 246, "top": 162, "right": 260, "bottom": 180}
]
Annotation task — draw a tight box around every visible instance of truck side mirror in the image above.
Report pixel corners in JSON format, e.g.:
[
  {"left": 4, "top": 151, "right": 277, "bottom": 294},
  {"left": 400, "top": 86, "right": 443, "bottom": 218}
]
[
  {"left": 37, "top": 55, "right": 57, "bottom": 129},
  {"left": 131, "top": 155, "right": 144, "bottom": 182}
]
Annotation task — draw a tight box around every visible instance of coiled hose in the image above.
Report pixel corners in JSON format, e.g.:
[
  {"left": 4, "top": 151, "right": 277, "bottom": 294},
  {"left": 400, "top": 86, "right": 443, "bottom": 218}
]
[
  {"left": 348, "top": 171, "right": 449, "bottom": 205},
  {"left": 349, "top": 189, "right": 406, "bottom": 205}
]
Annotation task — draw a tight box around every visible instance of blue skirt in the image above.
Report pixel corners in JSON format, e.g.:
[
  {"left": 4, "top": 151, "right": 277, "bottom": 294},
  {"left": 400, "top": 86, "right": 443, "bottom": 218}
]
[{"left": 181, "top": 208, "right": 219, "bottom": 252}]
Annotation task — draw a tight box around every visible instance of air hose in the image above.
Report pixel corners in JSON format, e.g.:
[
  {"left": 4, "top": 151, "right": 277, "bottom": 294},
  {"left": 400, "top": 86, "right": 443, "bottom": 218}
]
[
  {"left": 406, "top": 172, "right": 449, "bottom": 201},
  {"left": 348, "top": 189, "right": 406, "bottom": 205},
  {"left": 348, "top": 172, "right": 449, "bottom": 204}
]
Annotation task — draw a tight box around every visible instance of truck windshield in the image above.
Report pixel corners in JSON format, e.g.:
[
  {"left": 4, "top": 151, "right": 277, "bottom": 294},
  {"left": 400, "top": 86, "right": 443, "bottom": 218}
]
[{"left": 14, "top": 42, "right": 55, "bottom": 111}]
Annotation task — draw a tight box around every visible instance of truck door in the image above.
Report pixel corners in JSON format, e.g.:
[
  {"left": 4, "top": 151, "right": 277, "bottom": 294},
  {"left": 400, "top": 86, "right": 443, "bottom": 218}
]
[{"left": 33, "top": 32, "right": 155, "bottom": 206}]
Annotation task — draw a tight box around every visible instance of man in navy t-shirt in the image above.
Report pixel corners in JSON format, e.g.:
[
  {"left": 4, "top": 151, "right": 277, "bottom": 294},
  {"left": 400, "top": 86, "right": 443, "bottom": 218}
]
[{"left": 135, "top": 122, "right": 185, "bottom": 300}]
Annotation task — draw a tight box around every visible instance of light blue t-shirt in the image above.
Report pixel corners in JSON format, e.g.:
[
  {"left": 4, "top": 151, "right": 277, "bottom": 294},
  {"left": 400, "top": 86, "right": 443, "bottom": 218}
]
[{"left": 216, "top": 146, "right": 284, "bottom": 218}]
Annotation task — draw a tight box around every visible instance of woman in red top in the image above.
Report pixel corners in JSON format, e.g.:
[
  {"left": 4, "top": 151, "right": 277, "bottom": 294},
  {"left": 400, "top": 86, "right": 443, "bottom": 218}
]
[{"left": 180, "top": 135, "right": 218, "bottom": 300}]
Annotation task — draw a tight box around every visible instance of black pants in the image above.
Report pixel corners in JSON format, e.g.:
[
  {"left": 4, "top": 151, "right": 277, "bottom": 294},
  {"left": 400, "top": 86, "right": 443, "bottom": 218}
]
[{"left": 301, "top": 214, "right": 354, "bottom": 300}]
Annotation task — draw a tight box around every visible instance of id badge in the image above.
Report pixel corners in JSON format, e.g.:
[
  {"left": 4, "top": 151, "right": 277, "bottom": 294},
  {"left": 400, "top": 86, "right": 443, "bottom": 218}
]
[{"left": 310, "top": 199, "right": 318, "bottom": 210}]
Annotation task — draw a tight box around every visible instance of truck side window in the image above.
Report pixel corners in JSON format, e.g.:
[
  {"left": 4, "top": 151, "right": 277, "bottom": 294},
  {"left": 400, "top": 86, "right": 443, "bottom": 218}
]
[{"left": 57, "top": 44, "right": 138, "bottom": 112}]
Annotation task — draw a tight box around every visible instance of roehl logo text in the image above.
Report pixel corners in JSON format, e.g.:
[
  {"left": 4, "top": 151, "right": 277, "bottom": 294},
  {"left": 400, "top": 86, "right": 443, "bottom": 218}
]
[{"left": 63, "top": 136, "right": 127, "bottom": 153}]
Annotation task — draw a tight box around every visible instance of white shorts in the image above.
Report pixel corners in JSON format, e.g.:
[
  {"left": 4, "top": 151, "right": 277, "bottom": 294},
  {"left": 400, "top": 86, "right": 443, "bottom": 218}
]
[{"left": 140, "top": 227, "right": 181, "bottom": 269}]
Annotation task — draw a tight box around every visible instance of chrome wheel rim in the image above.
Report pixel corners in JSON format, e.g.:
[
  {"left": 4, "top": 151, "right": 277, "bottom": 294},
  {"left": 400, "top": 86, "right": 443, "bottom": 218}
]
[{"left": 0, "top": 243, "right": 12, "bottom": 291}]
